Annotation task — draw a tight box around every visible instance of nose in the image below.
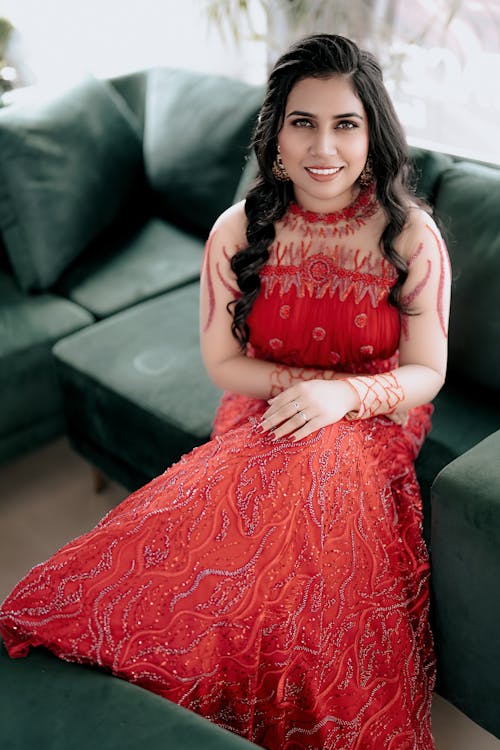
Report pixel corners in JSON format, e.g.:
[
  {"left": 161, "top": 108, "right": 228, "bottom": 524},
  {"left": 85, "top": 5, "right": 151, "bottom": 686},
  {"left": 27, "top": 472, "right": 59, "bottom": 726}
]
[{"left": 310, "top": 128, "right": 337, "bottom": 157}]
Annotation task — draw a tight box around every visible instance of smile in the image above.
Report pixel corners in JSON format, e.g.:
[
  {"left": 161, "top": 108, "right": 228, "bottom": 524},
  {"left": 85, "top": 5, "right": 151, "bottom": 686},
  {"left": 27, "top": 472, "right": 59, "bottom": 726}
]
[{"left": 305, "top": 167, "right": 342, "bottom": 176}]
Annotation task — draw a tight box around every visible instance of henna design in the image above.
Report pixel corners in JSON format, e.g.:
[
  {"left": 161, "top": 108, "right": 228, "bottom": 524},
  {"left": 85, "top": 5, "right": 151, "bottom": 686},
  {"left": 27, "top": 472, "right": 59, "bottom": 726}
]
[
  {"left": 216, "top": 263, "right": 239, "bottom": 297},
  {"left": 400, "top": 259, "right": 432, "bottom": 308},
  {"left": 202, "top": 233, "right": 216, "bottom": 333},
  {"left": 407, "top": 242, "right": 424, "bottom": 267},
  {"left": 400, "top": 314, "right": 410, "bottom": 343},
  {"left": 426, "top": 224, "right": 450, "bottom": 338},
  {"left": 202, "top": 235, "right": 240, "bottom": 332},
  {"left": 345, "top": 372, "right": 404, "bottom": 420},
  {"left": 269, "top": 365, "right": 337, "bottom": 396}
]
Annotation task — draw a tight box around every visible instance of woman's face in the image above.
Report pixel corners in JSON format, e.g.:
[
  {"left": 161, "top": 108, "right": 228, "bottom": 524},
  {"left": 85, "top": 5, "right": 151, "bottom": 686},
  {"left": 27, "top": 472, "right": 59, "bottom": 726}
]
[{"left": 277, "top": 75, "right": 370, "bottom": 213}]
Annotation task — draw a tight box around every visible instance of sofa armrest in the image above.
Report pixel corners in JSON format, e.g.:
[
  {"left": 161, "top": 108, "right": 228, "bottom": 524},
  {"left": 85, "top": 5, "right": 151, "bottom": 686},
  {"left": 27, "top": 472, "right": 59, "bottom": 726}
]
[{"left": 430, "top": 428, "right": 500, "bottom": 738}]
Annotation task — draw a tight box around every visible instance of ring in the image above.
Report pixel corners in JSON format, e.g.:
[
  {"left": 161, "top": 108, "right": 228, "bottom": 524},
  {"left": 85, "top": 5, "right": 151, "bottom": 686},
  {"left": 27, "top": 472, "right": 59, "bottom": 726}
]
[
  {"left": 291, "top": 400, "right": 300, "bottom": 412},
  {"left": 298, "top": 411, "right": 308, "bottom": 423}
]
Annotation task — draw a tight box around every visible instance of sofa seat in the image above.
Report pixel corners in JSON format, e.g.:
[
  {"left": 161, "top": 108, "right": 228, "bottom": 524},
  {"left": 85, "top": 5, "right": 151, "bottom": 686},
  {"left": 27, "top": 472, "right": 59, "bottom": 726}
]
[
  {"left": 53, "top": 283, "right": 222, "bottom": 490},
  {"left": 0, "top": 641, "right": 258, "bottom": 749},
  {"left": 0, "top": 271, "right": 93, "bottom": 463},
  {"left": 416, "top": 380, "right": 500, "bottom": 542},
  {"left": 55, "top": 215, "right": 205, "bottom": 320},
  {"left": 431, "top": 428, "right": 500, "bottom": 738}
]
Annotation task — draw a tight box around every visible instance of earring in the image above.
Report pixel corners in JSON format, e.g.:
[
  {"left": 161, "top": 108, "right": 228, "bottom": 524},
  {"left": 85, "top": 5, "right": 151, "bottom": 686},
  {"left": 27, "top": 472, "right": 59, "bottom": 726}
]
[
  {"left": 359, "top": 156, "right": 374, "bottom": 188},
  {"left": 272, "top": 146, "right": 290, "bottom": 182}
]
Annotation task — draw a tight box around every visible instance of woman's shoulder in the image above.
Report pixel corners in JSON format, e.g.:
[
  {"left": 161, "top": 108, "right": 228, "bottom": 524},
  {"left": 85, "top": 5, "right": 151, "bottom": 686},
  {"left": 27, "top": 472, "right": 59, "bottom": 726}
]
[
  {"left": 210, "top": 200, "right": 248, "bottom": 253},
  {"left": 395, "top": 203, "right": 444, "bottom": 261}
]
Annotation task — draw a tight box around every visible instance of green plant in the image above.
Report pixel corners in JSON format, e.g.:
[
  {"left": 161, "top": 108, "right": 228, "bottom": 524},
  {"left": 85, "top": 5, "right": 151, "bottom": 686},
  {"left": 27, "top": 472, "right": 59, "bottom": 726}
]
[
  {"left": 0, "top": 16, "right": 13, "bottom": 60},
  {"left": 202, "top": 0, "right": 499, "bottom": 72}
]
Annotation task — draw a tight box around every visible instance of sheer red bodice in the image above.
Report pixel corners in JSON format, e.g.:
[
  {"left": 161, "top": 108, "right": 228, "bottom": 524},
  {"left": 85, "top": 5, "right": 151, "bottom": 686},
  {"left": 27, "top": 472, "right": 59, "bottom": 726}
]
[{"left": 0, "top": 188, "right": 436, "bottom": 750}]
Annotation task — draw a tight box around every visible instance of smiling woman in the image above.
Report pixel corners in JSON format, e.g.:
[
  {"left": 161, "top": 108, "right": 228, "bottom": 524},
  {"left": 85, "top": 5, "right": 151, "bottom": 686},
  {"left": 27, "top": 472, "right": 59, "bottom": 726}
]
[
  {"left": 277, "top": 77, "right": 369, "bottom": 212},
  {"left": 0, "top": 33, "right": 451, "bottom": 750}
]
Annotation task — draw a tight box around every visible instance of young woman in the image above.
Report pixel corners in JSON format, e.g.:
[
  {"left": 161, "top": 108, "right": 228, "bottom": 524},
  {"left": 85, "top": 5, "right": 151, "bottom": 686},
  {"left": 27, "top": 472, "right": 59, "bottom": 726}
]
[{"left": 0, "top": 34, "right": 450, "bottom": 749}]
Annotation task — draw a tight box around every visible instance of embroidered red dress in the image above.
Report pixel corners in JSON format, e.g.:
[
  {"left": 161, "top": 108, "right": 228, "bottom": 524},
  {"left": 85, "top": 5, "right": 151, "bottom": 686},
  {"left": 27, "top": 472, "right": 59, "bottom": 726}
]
[{"left": 0, "top": 189, "right": 436, "bottom": 750}]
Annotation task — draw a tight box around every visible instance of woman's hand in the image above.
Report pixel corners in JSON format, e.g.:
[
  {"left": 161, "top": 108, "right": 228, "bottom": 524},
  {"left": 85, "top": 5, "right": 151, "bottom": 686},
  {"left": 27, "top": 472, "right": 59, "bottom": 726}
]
[{"left": 260, "top": 379, "right": 359, "bottom": 441}]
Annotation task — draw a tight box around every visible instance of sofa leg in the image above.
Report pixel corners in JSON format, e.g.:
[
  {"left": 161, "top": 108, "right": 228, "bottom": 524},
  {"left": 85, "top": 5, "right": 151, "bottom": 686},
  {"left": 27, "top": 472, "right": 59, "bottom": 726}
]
[{"left": 91, "top": 467, "right": 107, "bottom": 493}]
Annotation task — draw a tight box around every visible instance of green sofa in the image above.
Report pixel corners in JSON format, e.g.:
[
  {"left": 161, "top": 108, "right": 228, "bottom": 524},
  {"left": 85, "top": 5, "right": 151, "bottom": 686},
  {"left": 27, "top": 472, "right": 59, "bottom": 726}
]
[
  {"left": 0, "top": 68, "right": 499, "bottom": 742},
  {"left": 0, "top": 67, "right": 262, "bottom": 465}
]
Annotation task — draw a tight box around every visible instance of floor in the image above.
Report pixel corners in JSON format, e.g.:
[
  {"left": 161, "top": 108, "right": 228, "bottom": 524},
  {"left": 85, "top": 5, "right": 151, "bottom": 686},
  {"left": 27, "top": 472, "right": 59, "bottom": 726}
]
[{"left": 1, "top": 437, "right": 499, "bottom": 749}]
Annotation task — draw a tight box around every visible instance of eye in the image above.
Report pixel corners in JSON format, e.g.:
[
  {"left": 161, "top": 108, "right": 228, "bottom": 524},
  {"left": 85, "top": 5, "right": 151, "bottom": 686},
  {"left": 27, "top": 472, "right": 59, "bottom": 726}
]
[
  {"left": 336, "top": 120, "right": 358, "bottom": 130},
  {"left": 290, "top": 118, "right": 313, "bottom": 128}
]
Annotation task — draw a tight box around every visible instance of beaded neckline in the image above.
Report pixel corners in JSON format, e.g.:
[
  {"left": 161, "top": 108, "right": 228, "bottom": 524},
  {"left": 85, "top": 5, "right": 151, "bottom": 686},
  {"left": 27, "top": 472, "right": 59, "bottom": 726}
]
[{"left": 289, "top": 183, "right": 377, "bottom": 225}]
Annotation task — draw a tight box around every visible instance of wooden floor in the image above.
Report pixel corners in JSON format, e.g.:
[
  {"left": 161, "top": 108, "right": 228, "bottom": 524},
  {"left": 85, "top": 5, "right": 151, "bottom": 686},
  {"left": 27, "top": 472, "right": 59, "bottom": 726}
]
[{"left": 1, "top": 437, "right": 499, "bottom": 750}]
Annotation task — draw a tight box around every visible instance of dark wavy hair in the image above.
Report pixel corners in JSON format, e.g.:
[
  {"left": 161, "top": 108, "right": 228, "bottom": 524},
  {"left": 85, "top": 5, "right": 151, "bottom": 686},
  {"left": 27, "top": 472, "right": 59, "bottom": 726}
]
[{"left": 229, "top": 33, "right": 422, "bottom": 347}]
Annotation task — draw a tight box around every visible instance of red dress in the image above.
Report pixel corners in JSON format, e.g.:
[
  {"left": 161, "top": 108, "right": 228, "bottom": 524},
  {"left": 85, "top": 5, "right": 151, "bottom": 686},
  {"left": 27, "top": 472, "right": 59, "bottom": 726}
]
[{"left": 0, "top": 191, "right": 436, "bottom": 750}]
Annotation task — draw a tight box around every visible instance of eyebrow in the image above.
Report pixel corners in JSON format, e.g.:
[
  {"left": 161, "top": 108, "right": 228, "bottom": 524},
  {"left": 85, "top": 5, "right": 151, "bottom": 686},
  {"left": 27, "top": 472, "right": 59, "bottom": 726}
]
[{"left": 286, "top": 110, "right": 364, "bottom": 120}]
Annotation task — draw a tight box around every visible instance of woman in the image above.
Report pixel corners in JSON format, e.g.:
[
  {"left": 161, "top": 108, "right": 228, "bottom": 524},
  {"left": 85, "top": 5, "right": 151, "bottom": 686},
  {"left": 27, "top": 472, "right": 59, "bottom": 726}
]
[{"left": 0, "top": 34, "right": 450, "bottom": 749}]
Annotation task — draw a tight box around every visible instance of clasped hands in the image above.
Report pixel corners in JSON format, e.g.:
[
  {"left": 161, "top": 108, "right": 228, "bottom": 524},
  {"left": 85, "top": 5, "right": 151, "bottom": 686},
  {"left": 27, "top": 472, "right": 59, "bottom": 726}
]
[
  {"left": 260, "top": 378, "right": 409, "bottom": 441},
  {"left": 260, "top": 379, "right": 358, "bottom": 441}
]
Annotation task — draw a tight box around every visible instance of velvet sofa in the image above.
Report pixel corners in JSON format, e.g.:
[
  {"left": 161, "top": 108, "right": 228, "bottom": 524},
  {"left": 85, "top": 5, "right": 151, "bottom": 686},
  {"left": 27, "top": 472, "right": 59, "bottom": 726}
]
[
  {"left": 0, "top": 68, "right": 499, "bottom": 742},
  {"left": 0, "top": 67, "right": 262, "bottom": 465}
]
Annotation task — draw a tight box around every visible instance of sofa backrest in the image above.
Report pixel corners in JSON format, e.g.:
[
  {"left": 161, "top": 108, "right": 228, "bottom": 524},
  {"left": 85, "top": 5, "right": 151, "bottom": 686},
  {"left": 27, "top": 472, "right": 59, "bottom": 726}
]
[
  {"left": 0, "top": 76, "right": 144, "bottom": 292},
  {"left": 434, "top": 159, "right": 500, "bottom": 391},
  {"left": 143, "top": 67, "right": 263, "bottom": 236},
  {"left": 410, "top": 146, "right": 500, "bottom": 392}
]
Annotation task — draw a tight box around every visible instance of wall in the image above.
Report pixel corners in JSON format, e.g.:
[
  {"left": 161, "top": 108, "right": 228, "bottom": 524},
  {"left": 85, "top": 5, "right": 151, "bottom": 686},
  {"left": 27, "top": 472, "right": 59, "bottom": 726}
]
[{"left": 1, "top": 0, "right": 499, "bottom": 163}]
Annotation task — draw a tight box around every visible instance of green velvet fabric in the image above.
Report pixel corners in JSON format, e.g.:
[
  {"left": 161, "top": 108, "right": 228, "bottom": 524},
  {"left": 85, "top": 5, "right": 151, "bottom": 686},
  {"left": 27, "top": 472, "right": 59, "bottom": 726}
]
[
  {"left": 431, "top": 429, "right": 500, "bottom": 738},
  {"left": 0, "top": 642, "right": 258, "bottom": 749},
  {"left": 144, "top": 68, "right": 262, "bottom": 234},
  {"left": 110, "top": 69, "right": 149, "bottom": 136},
  {"left": 434, "top": 160, "right": 500, "bottom": 390},
  {"left": 0, "top": 77, "right": 143, "bottom": 291},
  {"left": 0, "top": 271, "right": 93, "bottom": 462},
  {"left": 408, "top": 146, "right": 452, "bottom": 202},
  {"left": 56, "top": 218, "right": 204, "bottom": 319},
  {"left": 53, "top": 283, "right": 222, "bottom": 485},
  {"left": 415, "top": 379, "right": 500, "bottom": 544}
]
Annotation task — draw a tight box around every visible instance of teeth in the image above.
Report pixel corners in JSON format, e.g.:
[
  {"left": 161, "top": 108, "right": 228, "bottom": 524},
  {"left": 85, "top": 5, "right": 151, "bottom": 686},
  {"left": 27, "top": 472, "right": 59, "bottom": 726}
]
[{"left": 307, "top": 167, "right": 341, "bottom": 175}]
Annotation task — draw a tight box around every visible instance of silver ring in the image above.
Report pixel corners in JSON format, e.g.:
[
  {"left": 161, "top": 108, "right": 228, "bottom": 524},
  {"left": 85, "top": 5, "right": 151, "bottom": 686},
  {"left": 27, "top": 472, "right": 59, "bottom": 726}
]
[
  {"left": 291, "top": 400, "right": 300, "bottom": 412},
  {"left": 298, "top": 411, "right": 308, "bottom": 423}
]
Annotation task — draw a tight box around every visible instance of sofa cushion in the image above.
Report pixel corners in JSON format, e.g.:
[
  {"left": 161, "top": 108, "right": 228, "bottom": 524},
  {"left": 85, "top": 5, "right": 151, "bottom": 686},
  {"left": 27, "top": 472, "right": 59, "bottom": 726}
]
[
  {"left": 434, "top": 160, "right": 500, "bottom": 390},
  {"left": 0, "top": 77, "right": 143, "bottom": 292},
  {"left": 415, "top": 379, "right": 500, "bottom": 544},
  {"left": 144, "top": 67, "right": 262, "bottom": 235},
  {"left": 53, "top": 284, "right": 222, "bottom": 489},
  {"left": 0, "top": 271, "right": 93, "bottom": 461},
  {"left": 0, "top": 642, "right": 258, "bottom": 749},
  {"left": 408, "top": 146, "right": 452, "bottom": 202},
  {"left": 110, "top": 69, "right": 149, "bottom": 137},
  {"left": 430, "top": 429, "right": 500, "bottom": 738},
  {"left": 56, "top": 217, "right": 204, "bottom": 319}
]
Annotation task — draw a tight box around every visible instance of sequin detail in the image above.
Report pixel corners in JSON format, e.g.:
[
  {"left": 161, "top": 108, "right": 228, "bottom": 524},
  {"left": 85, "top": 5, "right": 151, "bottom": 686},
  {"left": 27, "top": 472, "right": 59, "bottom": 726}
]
[
  {"left": 269, "top": 338, "right": 283, "bottom": 350},
  {"left": 260, "top": 254, "right": 395, "bottom": 308},
  {"left": 312, "top": 327, "right": 326, "bottom": 342},
  {"left": 0, "top": 401, "right": 435, "bottom": 749},
  {"left": 287, "top": 184, "right": 378, "bottom": 236},
  {"left": 360, "top": 345, "right": 374, "bottom": 357}
]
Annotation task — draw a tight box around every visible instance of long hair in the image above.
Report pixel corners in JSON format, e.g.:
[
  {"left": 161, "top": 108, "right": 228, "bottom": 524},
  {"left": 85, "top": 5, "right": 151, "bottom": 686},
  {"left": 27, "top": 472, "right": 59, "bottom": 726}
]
[{"left": 230, "top": 33, "right": 418, "bottom": 347}]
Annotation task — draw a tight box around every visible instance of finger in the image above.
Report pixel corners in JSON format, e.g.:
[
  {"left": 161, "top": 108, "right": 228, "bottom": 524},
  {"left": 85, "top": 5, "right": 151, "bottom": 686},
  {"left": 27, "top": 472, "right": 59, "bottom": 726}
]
[
  {"left": 261, "top": 398, "right": 301, "bottom": 428},
  {"left": 288, "top": 416, "right": 322, "bottom": 442},
  {"left": 270, "top": 410, "right": 311, "bottom": 439}
]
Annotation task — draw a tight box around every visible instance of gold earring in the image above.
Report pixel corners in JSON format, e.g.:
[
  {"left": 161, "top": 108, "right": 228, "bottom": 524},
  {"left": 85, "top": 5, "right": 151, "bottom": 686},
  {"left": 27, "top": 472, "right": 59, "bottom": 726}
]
[
  {"left": 359, "top": 156, "right": 374, "bottom": 188},
  {"left": 272, "top": 147, "right": 290, "bottom": 182}
]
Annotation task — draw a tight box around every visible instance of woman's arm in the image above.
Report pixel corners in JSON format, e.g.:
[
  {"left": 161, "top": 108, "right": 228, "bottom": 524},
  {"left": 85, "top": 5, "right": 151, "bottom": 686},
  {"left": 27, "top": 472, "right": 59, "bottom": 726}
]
[
  {"left": 200, "top": 202, "right": 345, "bottom": 400},
  {"left": 262, "top": 210, "right": 452, "bottom": 440}
]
